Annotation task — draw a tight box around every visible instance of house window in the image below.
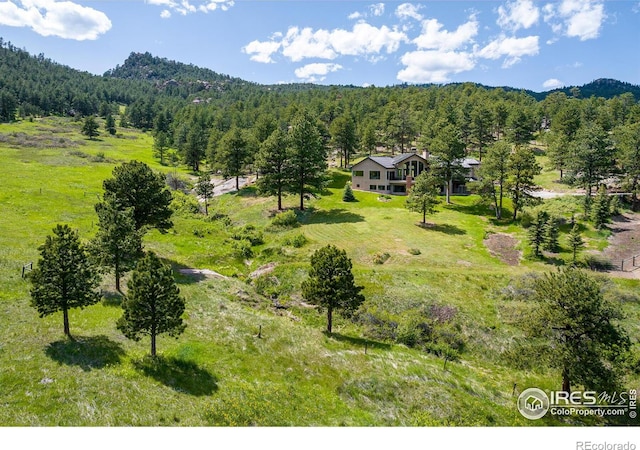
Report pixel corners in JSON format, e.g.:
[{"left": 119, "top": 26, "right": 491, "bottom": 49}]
[
  {"left": 369, "top": 185, "right": 377, "bottom": 190},
  {"left": 353, "top": 170, "right": 364, "bottom": 177},
  {"left": 387, "top": 171, "right": 395, "bottom": 180},
  {"left": 378, "top": 185, "right": 386, "bottom": 191},
  {"left": 369, "top": 171, "right": 380, "bottom": 180}
]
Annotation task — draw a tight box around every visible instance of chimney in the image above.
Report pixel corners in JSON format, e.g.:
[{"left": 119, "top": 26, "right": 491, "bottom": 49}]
[
  {"left": 406, "top": 175, "right": 413, "bottom": 193},
  {"left": 422, "top": 150, "right": 429, "bottom": 159}
]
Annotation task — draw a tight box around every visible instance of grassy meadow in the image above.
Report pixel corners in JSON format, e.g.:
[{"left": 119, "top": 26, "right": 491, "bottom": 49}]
[{"left": 0, "top": 117, "right": 638, "bottom": 426}]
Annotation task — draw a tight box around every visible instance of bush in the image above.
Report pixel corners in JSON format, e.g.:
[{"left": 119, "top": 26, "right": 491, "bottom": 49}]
[
  {"left": 231, "top": 239, "right": 253, "bottom": 259},
  {"left": 231, "top": 225, "right": 264, "bottom": 246},
  {"left": 270, "top": 210, "right": 299, "bottom": 229},
  {"left": 284, "top": 233, "right": 307, "bottom": 248},
  {"left": 583, "top": 254, "right": 615, "bottom": 271},
  {"left": 170, "top": 191, "right": 201, "bottom": 216},
  {"left": 408, "top": 248, "right": 421, "bottom": 255},
  {"left": 372, "top": 252, "right": 390, "bottom": 265},
  {"left": 253, "top": 274, "right": 280, "bottom": 298}
]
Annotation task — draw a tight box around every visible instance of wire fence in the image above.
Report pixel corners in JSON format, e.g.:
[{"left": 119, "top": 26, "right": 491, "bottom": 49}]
[{"left": 617, "top": 255, "right": 640, "bottom": 272}]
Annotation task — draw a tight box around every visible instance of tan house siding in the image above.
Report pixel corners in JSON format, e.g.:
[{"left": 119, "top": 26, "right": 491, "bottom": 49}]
[{"left": 351, "top": 158, "right": 391, "bottom": 193}]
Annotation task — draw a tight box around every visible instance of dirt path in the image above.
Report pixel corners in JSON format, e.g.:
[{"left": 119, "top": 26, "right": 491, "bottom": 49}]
[{"left": 601, "top": 213, "right": 640, "bottom": 279}]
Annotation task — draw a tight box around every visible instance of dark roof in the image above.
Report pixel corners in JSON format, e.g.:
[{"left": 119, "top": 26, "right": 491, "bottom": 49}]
[{"left": 368, "top": 156, "right": 395, "bottom": 169}]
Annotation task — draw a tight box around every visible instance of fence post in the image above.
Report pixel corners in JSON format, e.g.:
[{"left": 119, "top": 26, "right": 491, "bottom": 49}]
[
  {"left": 634, "top": 256, "right": 637, "bottom": 267},
  {"left": 621, "top": 260, "right": 624, "bottom": 271}
]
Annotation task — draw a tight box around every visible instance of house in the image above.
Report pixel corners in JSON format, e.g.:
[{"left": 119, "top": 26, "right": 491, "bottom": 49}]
[{"left": 350, "top": 151, "right": 480, "bottom": 196}]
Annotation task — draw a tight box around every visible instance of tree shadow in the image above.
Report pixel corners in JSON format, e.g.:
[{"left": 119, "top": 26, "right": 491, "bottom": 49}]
[
  {"left": 326, "top": 170, "right": 351, "bottom": 189},
  {"left": 101, "top": 290, "right": 124, "bottom": 307},
  {"left": 45, "top": 335, "right": 125, "bottom": 371},
  {"left": 416, "top": 222, "right": 466, "bottom": 235},
  {"left": 162, "top": 258, "right": 207, "bottom": 285},
  {"left": 324, "top": 332, "right": 391, "bottom": 351},
  {"left": 302, "top": 208, "right": 365, "bottom": 225},
  {"left": 445, "top": 202, "right": 494, "bottom": 217},
  {"left": 234, "top": 186, "right": 258, "bottom": 197},
  {"left": 133, "top": 355, "right": 218, "bottom": 396}
]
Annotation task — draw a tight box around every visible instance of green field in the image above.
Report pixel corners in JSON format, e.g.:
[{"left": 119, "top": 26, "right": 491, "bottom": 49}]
[{"left": 0, "top": 117, "right": 638, "bottom": 426}]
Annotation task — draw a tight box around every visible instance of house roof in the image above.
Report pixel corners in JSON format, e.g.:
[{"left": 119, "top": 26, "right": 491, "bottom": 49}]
[
  {"left": 354, "top": 153, "right": 428, "bottom": 170},
  {"left": 461, "top": 157, "right": 480, "bottom": 168}
]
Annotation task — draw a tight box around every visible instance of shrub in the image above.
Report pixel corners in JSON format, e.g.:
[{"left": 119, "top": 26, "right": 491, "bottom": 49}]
[
  {"left": 372, "top": 252, "right": 390, "bottom": 265},
  {"left": 170, "top": 191, "right": 201, "bottom": 216},
  {"left": 284, "top": 233, "right": 307, "bottom": 248},
  {"left": 231, "top": 239, "right": 253, "bottom": 259},
  {"left": 231, "top": 225, "right": 264, "bottom": 246},
  {"left": 408, "top": 248, "right": 421, "bottom": 255},
  {"left": 253, "top": 274, "right": 280, "bottom": 298},
  {"left": 270, "top": 210, "right": 299, "bottom": 229}
]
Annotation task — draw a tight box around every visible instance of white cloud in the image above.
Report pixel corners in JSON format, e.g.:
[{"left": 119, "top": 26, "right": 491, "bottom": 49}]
[
  {"left": 543, "top": 78, "right": 563, "bottom": 89},
  {"left": 543, "top": 0, "right": 605, "bottom": 41},
  {"left": 413, "top": 16, "right": 479, "bottom": 51},
  {"left": 370, "top": 3, "right": 385, "bottom": 17},
  {"left": 281, "top": 27, "right": 337, "bottom": 62},
  {"left": 294, "top": 62, "right": 343, "bottom": 83},
  {"left": 0, "top": 0, "right": 111, "bottom": 40},
  {"left": 348, "top": 11, "right": 362, "bottom": 20},
  {"left": 497, "top": 0, "right": 540, "bottom": 31},
  {"left": 146, "top": 0, "right": 234, "bottom": 17},
  {"left": 396, "top": 3, "right": 423, "bottom": 21},
  {"left": 245, "top": 23, "right": 407, "bottom": 64},
  {"left": 476, "top": 35, "right": 539, "bottom": 67},
  {"left": 242, "top": 39, "right": 281, "bottom": 63},
  {"left": 397, "top": 50, "right": 475, "bottom": 83}
]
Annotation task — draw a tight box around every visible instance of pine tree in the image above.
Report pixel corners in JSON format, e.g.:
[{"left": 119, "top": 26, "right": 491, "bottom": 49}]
[
  {"left": 89, "top": 201, "right": 143, "bottom": 293},
  {"left": 525, "top": 267, "right": 630, "bottom": 393},
  {"left": 216, "top": 127, "right": 251, "bottom": 191},
  {"left": 301, "top": 245, "right": 364, "bottom": 334},
  {"left": 255, "top": 128, "right": 290, "bottom": 210},
  {"left": 287, "top": 111, "right": 327, "bottom": 211},
  {"left": 528, "top": 210, "right": 549, "bottom": 258},
  {"left": 29, "top": 224, "right": 100, "bottom": 337},
  {"left": 102, "top": 161, "right": 173, "bottom": 232},
  {"left": 81, "top": 116, "right": 99, "bottom": 140},
  {"left": 543, "top": 217, "right": 560, "bottom": 253},
  {"left": 507, "top": 146, "right": 541, "bottom": 221},
  {"left": 405, "top": 170, "right": 440, "bottom": 223},
  {"left": 117, "top": 252, "right": 186, "bottom": 357},
  {"left": 342, "top": 183, "right": 356, "bottom": 202},
  {"left": 195, "top": 173, "right": 215, "bottom": 215},
  {"left": 105, "top": 113, "right": 116, "bottom": 135},
  {"left": 568, "top": 223, "right": 585, "bottom": 265},
  {"left": 591, "top": 185, "right": 610, "bottom": 230}
]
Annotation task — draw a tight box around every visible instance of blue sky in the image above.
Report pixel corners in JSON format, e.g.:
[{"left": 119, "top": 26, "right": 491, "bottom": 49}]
[{"left": 0, "top": 0, "right": 638, "bottom": 91}]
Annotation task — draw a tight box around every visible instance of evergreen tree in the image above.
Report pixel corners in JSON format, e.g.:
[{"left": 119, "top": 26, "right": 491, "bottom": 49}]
[
  {"left": 342, "top": 182, "right": 356, "bottom": 202},
  {"left": 184, "top": 121, "right": 209, "bottom": 172},
  {"left": 153, "top": 131, "right": 170, "bottom": 165},
  {"left": 429, "top": 123, "right": 465, "bottom": 204},
  {"left": 528, "top": 210, "right": 549, "bottom": 258},
  {"left": 506, "top": 109, "right": 534, "bottom": 145},
  {"left": 103, "top": 161, "right": 173, "bottom": 232},
  {"left": 117, "top": 252, "right": 186, "bottom": 357},
  {"left": 360, "top": 122, "right": 377, "bottom": 156},
  {"left": 470, "top": 104, "right": 494, "bottom": 161},
  {"left": 255, "top": 128, "right": 289, "bottom": 210},
  {"left": 195, "top": 173, "right": 215, "bottom": 215},
  {"left": 477, "top": 140, "right": 511, "bottom": 219},
  {"left": 507, "top": 146, "right": 541, "bottom": 221},
  {"left": 569, "top": 124, "right": 615, "bottom": 198},
  {"left": 405, "top": 170, "right": 440, "bottom": 223},
  {"left": 29, "top": 224, "right": 100, "bottom": 338},
  {"left": 525, "top": 267, "right": 630, "bottom": 393},
  {"left": 568, "top": 223, "right": 585, "bottom": 265},
  {"left": 105, "top": 113, "right": 116, "bottom": 135},
  {"left": 216, "top": 127, "right": 251, "bottom": 191},
  {"left": 330, "top": 115, "right": 358, "bottom": 167},
  {"left": 81, "top": 116, "right": 99, "bottom": 140},
  {"left": 89, "top": 201, "right": 143, "bottom": 292},
  {"left": 543, "top": 216, "right": 560, "bottom": 253},
  {"left": 287, "top": 111, "right": 328, "bottom": 211},
  {"left": 591, "top": 184, "right": 611, "bottom": 229},
  {"left": 614, "top": 122, "right": 640, "bottom": 210},
  {"left": 301, "top": 245, "right": 364, "bottom": 334}
]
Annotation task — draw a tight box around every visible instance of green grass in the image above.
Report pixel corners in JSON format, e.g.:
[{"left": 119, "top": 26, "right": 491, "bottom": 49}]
[{"left": 0, "top": 119, "right": 638, "bottom": 426}]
